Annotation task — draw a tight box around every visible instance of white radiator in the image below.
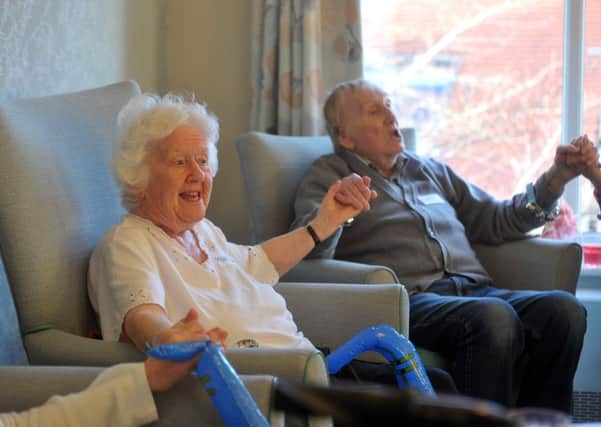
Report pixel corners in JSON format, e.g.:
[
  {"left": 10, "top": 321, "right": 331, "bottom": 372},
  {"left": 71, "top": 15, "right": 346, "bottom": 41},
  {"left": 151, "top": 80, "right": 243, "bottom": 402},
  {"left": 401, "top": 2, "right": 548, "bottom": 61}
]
[{"left": 573, "top": 289, "right": 601, "bottom": 422}]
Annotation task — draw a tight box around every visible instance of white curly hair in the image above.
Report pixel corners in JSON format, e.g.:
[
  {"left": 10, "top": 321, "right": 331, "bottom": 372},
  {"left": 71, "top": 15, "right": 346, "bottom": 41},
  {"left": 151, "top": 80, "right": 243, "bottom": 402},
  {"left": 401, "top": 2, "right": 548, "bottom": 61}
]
[{"left": 113, "top": 93, "right": 219, "bottom": 211}]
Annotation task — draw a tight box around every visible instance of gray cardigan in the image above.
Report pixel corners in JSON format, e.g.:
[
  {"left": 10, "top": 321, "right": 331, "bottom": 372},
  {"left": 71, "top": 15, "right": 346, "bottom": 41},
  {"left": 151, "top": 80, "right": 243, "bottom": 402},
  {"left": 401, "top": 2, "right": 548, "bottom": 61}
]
[{"left": 291, "top": 149, "right": 560, "bottom": 291}]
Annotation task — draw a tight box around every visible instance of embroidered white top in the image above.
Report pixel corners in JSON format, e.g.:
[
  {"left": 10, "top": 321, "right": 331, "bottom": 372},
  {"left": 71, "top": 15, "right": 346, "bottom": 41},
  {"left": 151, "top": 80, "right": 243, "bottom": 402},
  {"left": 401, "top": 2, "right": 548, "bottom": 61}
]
[{"left": 88, "top": 214, "right": 313, "bottom": 350}]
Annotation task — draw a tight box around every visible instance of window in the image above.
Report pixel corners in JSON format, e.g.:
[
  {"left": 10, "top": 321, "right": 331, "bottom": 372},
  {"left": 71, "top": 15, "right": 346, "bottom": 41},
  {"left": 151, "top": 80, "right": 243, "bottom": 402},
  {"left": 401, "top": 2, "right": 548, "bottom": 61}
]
[
  {"left": 579, "top": 4, "right": 601, "bottom": 234},
  {"left": 362, "top": 0, "right": 601, "bottom": 233}
]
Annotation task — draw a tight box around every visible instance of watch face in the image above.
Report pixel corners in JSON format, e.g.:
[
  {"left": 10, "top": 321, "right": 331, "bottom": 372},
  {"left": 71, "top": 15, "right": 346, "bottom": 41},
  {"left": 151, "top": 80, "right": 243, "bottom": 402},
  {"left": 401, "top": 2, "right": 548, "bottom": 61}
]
[{"left": 235, "top": 338, "right": 259, "bottom": 348}]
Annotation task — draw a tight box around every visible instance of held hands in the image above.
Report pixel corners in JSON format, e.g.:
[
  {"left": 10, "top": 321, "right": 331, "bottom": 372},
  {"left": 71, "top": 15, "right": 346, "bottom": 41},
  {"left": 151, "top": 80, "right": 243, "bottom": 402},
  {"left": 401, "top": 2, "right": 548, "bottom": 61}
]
[
  {"left": 570, "top": 135, "right": 601, "bottom": 188},
  {"left": 547, "top": 135, "right": 599, "bottom": 193},
  {"left": 310, "top": 175, "right": 377, "bottom": 240},
  {"left": 335, "top": 173, "right": 378, "bottom": 210},
  {"left": 144, "top": 308, "right": 228, "bottom": 391}
]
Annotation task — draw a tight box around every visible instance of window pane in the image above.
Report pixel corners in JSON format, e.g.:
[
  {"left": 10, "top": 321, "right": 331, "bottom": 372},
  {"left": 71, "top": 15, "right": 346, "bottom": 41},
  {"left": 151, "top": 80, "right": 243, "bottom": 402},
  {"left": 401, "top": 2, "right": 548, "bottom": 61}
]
[
  {"left": 362, "top": 0, "right": 564, "bottom": 200},
  {"left": 579, "top": 2, "right": 601, "bottom": 234}
]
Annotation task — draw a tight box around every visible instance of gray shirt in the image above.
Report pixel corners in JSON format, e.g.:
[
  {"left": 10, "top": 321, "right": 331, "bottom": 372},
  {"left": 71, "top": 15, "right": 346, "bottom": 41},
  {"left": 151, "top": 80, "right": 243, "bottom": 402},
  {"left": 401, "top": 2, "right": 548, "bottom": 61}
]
[{"left": 291, "top": 149, "right": 560, "bottom": 292}]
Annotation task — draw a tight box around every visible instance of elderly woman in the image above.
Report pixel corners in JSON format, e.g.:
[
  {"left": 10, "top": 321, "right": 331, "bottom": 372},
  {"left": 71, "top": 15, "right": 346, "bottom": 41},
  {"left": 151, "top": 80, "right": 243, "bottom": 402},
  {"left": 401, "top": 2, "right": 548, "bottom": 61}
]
[{"left": 87, "top": 93, "right": 369, "bottom": 353}]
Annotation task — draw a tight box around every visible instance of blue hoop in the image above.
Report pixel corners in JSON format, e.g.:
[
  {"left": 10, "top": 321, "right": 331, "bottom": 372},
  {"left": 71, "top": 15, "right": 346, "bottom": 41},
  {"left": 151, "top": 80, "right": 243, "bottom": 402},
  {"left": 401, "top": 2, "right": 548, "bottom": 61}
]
[{"left": 326, "top": 324, "right": 435, "bottom": 396}]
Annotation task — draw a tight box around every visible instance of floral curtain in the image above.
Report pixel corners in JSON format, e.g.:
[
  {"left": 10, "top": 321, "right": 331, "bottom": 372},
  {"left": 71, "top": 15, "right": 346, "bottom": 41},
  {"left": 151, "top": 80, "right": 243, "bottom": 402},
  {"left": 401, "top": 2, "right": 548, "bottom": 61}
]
[{"left": 250, "top": 0, "right": 362, "bottom": 136}]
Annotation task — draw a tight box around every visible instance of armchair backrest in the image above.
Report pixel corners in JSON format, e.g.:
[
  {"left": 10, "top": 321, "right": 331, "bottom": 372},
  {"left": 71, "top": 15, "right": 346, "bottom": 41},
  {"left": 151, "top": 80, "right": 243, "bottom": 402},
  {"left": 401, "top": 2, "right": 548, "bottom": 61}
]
[
  {"left": 236, "top": 132, "right": 331, "bottom": 244},
  {"left": 236, "top": 129, "right": 416, "bottom": 244},
  {"left": 0, "top": 81, "right": 140, "bottom": 339}
]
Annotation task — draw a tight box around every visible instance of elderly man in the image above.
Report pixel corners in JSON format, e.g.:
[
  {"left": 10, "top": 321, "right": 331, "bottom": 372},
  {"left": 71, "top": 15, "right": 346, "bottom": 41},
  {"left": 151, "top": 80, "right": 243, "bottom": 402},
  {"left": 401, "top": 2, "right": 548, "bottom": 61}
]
[{"left": 291, "top": 79, "right": 592, "bottom": 412}]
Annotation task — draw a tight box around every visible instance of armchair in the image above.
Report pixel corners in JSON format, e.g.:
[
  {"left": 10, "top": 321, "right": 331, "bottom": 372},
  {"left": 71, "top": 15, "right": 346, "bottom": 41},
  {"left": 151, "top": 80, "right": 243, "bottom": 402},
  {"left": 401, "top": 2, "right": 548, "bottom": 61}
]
[
  {"left": 235, "top": 131, "right": 583, "bottom": 369},
  {"left": 0, "top": 82, "right": 411, "bottom": 426},
  {"left": 0, "top": 240, "right": 280, "bottom": 426}
]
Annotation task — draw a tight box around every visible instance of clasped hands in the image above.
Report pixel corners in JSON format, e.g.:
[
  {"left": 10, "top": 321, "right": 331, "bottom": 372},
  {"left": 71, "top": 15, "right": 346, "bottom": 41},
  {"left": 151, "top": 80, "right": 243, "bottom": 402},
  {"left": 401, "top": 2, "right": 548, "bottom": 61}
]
[
  {"left": 310, "top": 174, "right": 378, "bottom": 238},
  {"left": 550, "top": 134, "right": 600, "bottom": 192}
]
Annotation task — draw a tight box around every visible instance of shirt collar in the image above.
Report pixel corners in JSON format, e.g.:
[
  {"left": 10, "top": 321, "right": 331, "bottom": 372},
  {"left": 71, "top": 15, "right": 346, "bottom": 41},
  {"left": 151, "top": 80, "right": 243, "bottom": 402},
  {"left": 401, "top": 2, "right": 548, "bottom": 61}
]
[{"left": 343, "top": 149, "right": 407, "bottom": 180}]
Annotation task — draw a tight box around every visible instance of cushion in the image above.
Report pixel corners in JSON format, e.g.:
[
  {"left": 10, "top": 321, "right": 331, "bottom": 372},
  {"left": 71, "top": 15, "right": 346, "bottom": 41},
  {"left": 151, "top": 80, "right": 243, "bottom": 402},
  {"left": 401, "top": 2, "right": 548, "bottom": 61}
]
[{"left": 0, "top": 81, "right": 140, "bottom": 337}]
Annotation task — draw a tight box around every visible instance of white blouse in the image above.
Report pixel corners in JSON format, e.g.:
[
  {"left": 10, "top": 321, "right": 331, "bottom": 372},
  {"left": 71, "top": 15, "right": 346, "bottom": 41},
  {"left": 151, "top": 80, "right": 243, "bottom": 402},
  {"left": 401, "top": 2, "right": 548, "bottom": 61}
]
[{"left": 88, "top": 214, "right": 313, "bottom": 350}]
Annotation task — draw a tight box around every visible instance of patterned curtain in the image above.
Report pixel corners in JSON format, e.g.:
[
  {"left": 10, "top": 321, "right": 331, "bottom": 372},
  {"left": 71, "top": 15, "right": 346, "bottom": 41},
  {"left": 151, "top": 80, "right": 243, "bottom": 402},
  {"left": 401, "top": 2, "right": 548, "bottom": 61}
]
[{"left": 250, "top": 0, "right": 362, "bottom": 136}]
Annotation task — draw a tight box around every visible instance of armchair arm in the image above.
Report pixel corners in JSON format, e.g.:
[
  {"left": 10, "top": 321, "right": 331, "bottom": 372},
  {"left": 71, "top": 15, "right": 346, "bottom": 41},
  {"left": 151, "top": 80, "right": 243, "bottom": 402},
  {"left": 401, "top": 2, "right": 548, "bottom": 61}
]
[
  {"left": 24, "top": 329, "right": 329, "bottom": 386},
  {"left": 0, "top": 366, "right": 281, "bottom": 427},
  {"left": 472, "top": 237, "right": 582, "bottom": 294},
  {"left": 23, "top": 329, "right": 145, "bottom": 366},
  {"left": 225, "top": 348, "right": 329, "bottom": 386},
  {"left": 25, "top": 328, "right": 330, "bottom": 391},
  {"left": 0, "top": 366, "right": 101, "bottom": 412},
  {"left": 281, "top": 259, "right": 399, "bottom": 284},
  {"left": 275, "top": 282, "right": 409, "bottom": 349}
]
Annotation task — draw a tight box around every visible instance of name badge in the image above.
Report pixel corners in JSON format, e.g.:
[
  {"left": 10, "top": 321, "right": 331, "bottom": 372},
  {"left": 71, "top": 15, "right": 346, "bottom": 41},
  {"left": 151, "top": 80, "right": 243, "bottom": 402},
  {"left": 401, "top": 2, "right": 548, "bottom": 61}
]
[{"left": 418, "top": 193, "right": 446, "bottom": 205}]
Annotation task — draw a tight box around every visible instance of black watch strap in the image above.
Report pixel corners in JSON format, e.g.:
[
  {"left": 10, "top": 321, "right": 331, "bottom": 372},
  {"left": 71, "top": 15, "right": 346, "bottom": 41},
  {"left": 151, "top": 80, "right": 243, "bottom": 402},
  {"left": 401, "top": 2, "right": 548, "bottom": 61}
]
[{"left": 305, "top": 224, "right": 321, "bottom": 245}]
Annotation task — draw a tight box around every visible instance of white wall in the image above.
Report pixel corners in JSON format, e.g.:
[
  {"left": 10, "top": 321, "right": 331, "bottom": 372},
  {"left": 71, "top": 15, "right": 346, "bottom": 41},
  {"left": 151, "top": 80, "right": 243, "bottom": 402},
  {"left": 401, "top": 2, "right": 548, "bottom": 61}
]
[
  {"left": 0, "top": 0, "right": 252, "bottom": 242},
  {"left": 163, "top": 0, "right": 252, "bottom": 243},
  {"left": 0, "top": 0, "right": 163, "bottom": 100}
]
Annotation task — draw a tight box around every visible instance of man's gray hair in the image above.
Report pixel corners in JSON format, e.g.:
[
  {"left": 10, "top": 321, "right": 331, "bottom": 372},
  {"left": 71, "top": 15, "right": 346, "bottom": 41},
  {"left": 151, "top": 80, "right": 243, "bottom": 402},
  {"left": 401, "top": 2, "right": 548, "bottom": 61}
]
[
  {"left": 113, "top": 93, "right": 220, "bottom": 211},
  {"left": 323, "top": 79, "right": 385, "bottom": 152}
]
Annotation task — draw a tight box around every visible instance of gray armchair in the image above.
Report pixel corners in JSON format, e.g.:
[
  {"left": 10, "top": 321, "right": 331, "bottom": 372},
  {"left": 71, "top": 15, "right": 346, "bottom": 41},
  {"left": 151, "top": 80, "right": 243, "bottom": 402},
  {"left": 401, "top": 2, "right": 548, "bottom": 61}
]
[
  {"left": 0, "top": 245, "right": 281, "bottom": 426},
  {"left": 1, "top": 245, "right": 403, "bottom": 427},
  {"left": 235, "top": 131, "right": 583, "bottom": 368},
  {"left": 0, "top": 82, "right": 410, "bottom": 426}
]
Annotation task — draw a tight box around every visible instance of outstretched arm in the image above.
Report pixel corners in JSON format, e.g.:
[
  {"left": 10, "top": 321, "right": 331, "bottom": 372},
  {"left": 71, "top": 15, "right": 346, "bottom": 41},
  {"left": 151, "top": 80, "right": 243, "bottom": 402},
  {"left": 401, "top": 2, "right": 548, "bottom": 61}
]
[{"left": 262, "top": 180, "right": 373, "bottom": 276}]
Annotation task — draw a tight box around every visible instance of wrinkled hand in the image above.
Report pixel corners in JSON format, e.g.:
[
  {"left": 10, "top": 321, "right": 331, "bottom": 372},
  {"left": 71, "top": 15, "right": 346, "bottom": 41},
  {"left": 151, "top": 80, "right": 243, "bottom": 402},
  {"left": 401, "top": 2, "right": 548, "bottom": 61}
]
[
  {"left": 145, "top": 308, "right": 228, "bottom": 391},
  {"left": 553, "top": 135, "right": 599, "bottom": 184},
  {"left": 568, "top": 135, "right": 601, "bottom": 183},
  {"left": 334, "top": 173, "right": 378, "bottom": 210},
  {"left": 312, "top": 179, "right": 375, "bottom": 239}
]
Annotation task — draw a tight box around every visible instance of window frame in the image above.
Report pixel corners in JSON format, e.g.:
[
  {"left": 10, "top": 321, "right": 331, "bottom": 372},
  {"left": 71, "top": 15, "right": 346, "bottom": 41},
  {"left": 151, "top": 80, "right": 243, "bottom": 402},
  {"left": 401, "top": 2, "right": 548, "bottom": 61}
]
[{"left": 562, "top": 0, "right": 586, "bottom": 212}]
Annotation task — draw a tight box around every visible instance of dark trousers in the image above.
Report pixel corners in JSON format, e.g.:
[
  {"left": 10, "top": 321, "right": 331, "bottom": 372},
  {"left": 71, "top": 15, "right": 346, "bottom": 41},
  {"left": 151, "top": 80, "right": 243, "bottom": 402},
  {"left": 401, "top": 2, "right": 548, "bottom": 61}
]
[{"left": 409, "top": 277, "right": 587, "bottom": 412}]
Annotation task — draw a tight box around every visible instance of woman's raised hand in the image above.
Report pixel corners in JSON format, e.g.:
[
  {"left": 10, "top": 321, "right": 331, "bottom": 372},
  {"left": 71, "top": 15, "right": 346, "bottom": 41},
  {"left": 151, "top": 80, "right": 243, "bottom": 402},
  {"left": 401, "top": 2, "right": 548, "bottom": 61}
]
[
  {"left": 334, "top": 173, "right": 378, "bottom": 210},
  {"left": 311, "top": 177, "right": 376, "bottom": 240}
]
